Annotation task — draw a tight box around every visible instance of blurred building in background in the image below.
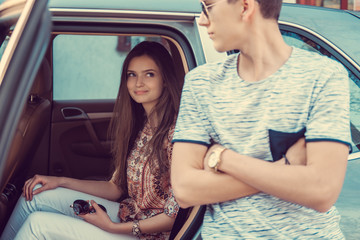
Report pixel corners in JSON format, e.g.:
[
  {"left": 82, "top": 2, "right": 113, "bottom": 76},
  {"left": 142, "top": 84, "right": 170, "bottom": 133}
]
[{"left": 283, "top": 0, "right": 360, "bottom": 10}]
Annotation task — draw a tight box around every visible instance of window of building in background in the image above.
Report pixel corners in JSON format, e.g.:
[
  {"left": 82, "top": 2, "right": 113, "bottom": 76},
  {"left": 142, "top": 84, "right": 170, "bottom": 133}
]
[{"left": 283, "top": 0, "right": 360, "bottom": 10}]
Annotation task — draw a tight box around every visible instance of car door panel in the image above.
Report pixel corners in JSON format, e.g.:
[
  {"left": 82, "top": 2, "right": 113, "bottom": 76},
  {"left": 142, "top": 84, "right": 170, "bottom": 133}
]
[{"left": 49, "top": 100, "right": 115, "bottom": 180}]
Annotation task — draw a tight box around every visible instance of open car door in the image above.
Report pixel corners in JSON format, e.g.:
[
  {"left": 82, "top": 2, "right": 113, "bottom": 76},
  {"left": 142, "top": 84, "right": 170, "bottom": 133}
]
[{"left": 0, "top": 0, "right": 51, "bottom": 209}]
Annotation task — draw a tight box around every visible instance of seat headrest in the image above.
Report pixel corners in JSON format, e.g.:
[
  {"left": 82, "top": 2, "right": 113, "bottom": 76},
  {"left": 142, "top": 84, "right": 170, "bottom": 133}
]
[{"left": 29, "top": 59, "right": 51, "bottom": 97}]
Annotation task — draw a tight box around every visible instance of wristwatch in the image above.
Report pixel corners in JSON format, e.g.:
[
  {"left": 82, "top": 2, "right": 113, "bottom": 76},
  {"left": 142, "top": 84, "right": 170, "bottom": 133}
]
[
  {"left": 132, "top": 220, "right": 141, "bottom": 238},
  {"left": 208, "top": 146, "right": 226, "bottom": 172}
]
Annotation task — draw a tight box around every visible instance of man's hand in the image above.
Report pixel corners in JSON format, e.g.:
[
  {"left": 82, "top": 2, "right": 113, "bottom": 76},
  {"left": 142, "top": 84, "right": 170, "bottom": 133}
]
[{"left": 286, "top": 138, "right": 306, "bottom": 165}]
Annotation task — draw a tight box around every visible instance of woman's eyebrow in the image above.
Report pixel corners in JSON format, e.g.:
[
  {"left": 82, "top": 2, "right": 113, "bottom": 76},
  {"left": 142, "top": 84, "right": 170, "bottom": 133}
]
[
  {"left": 127, "top": 69, "right": 157, "bottom": 73},
  {"left": 142, "top": 69, "right": 157, "bottom": 73}
]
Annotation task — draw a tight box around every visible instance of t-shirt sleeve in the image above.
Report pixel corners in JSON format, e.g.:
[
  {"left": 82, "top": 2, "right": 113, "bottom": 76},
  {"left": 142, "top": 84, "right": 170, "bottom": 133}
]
[
  {"left": 305, "top": 61, "right": 351, "bottom": 148},
  {"left": 172, "top": 72, "right": 211, "bottom": 146}
]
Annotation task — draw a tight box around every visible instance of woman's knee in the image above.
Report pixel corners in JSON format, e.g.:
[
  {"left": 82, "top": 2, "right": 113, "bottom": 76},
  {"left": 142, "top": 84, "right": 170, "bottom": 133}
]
[
  {"left": 26, "top": 211, "right": 47, "bottom": 224},
  {"left": 16, "top": 212, "right": 48, "bottom": 238},
  {"left": 23, "top": 187, "right": 67, "bottom": 213}
]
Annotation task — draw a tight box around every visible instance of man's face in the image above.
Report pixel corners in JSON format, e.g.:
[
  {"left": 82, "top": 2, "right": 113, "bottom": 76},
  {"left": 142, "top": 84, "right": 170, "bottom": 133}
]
[{"left": 198, "top": 0, "right": 247, "bottom": 52}]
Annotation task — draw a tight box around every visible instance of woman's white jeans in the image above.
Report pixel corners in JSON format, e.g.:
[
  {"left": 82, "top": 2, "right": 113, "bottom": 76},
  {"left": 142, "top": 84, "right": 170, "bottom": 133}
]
[{"left": 0, "top": 185, "right": 136, "bottom": 240}]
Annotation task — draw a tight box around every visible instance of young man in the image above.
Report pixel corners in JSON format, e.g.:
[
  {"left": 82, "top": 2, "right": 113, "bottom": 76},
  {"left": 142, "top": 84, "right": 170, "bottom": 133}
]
[{"left": 171, "top": 0, "right": 350, "bottom": 239}]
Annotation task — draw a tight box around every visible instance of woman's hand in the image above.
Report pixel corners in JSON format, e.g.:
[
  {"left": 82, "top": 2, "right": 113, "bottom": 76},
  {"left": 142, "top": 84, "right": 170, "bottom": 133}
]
[
  {"left": 80, "top": 200, "right": 120, "bottom": 233},
  {"left": 22, "top": 174, "right": 62, "bottom": 201}
]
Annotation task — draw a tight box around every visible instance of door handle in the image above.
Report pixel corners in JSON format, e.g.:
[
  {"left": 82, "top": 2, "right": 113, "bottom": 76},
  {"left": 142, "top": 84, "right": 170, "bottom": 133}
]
[{"left": 61, "top": 107, "right": 88, "bottom": 120}]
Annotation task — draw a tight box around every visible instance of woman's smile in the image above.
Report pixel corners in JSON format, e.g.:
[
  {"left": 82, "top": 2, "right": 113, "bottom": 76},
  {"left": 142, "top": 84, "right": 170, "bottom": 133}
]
[{"left": 134, "top": 90, "right": 149, "bottom": 95}]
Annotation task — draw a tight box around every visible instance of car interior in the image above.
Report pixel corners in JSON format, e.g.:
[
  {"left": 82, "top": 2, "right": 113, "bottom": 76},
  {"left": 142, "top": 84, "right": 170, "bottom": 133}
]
[{"left": 0, "top": 29, "right": 204, "bottom": 238}]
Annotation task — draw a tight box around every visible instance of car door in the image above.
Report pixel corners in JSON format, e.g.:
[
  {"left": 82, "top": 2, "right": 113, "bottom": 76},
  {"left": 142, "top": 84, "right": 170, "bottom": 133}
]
[
  {"left": 278, "top": 24, "right": 360, "bottom": 240},
  {"left": 0, "top": 0, "right": 51, "bottom": 195}
]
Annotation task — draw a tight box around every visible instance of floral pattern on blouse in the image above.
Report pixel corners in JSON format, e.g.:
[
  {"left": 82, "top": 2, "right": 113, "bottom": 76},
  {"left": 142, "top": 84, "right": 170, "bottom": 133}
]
[{"left": 118, "top": 122, "right": 179, "bottom": 240}]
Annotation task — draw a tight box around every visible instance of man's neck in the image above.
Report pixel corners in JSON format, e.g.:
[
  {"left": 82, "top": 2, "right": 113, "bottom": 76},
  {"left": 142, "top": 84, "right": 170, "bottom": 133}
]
[{"left": 237, "top": 22, "right": 292, "bottom": 82}]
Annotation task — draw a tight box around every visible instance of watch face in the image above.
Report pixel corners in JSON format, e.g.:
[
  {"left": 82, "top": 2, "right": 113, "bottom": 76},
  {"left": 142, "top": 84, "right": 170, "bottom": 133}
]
[{"left": 208, "top": 152, "right": 217, "bottom": 168}]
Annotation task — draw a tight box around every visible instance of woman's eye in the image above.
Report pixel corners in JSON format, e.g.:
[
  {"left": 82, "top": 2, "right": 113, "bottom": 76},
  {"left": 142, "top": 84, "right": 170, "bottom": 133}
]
[
  {"left": 127, "top": 72, "right": 136, "bottom": 78},
  {"left": 146, "top": 72, "right": 155, "bottom": 77}
]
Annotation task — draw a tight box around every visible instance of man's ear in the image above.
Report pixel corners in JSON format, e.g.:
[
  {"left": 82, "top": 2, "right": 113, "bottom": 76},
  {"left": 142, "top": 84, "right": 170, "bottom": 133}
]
[{"left": 241, "top": 0, "right": 256, "bottom": 21}]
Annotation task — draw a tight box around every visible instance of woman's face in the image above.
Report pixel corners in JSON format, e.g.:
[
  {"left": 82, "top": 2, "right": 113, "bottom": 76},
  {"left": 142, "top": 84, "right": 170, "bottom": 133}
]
[{"left": 126, "top": 55, "right": 164, "bottom": 115}]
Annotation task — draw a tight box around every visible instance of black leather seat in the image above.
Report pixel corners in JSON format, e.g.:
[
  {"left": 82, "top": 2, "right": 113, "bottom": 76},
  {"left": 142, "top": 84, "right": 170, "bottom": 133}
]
[{"left": 169, "top": 205, "right": 206, "bottom": 240}]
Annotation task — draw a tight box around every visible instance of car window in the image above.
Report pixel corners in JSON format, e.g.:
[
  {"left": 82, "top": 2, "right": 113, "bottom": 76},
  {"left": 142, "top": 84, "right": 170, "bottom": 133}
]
[
  {"left": 53, "top": 35, "right": 166, "bottom": 100},
  {"left": 281, "top": 30, "right": 360, "bottom": 240}
]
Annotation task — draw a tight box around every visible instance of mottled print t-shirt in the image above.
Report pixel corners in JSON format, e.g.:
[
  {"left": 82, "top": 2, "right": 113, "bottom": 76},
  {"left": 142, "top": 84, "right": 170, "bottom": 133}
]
[{"left": 173, "top": 47, "right": 350, "bottom": 239}]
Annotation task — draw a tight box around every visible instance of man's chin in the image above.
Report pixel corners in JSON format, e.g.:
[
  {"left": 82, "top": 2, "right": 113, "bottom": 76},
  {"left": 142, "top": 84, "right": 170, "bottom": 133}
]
[
  {"left": 213, "top": 45, "right": 227, "bottom": 53},
  {"left": 213, "top": 42, "right": 231, "bottom": 53}
]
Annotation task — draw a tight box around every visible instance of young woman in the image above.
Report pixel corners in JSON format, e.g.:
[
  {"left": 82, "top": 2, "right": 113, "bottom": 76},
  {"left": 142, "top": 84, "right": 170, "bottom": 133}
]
[{"left": 0, "top": 41, "right": 183, "bottom": 240}]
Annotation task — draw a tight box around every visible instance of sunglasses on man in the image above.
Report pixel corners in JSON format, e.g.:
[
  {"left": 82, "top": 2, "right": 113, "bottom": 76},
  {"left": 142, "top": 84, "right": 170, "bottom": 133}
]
[{"left": 200, "top": 0, "right": 227, "bottom": 19}]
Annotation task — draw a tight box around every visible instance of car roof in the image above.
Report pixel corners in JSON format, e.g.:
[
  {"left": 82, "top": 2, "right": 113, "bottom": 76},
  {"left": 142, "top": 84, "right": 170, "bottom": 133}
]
[
  {"left": 48, "top": 1, "right": 360, "bottom": 67},
  {"left": 48, "top": 0, "right": 202, "bottom": 13}
]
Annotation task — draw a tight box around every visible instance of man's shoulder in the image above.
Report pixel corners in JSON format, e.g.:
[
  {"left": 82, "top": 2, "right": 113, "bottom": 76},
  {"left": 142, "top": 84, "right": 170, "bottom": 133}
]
[{"left": 292, "top": 47, "right": 346, "bottom": 72}]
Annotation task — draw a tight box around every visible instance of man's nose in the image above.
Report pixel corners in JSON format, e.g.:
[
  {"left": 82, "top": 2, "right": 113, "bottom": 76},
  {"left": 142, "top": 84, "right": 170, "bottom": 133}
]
[{"left": 198, "top": 11, "right": 210, "bottom": 26}]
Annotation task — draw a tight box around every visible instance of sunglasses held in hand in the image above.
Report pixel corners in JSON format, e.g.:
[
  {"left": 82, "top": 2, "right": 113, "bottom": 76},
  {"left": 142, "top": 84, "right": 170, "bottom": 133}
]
[{"left": 70, "top": 199, "right": 107, "bottom": 215}]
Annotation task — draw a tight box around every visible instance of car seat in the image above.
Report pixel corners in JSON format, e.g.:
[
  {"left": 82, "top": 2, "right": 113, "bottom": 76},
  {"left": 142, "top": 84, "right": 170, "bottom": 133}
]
[{"left": 169, "top": 205, "right": 206, "bottom": 240}]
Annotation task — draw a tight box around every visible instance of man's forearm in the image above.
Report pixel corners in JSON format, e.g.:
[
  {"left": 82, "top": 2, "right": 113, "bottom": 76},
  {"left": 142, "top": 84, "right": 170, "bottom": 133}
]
[
  {"left": 219, "top": 142, "right": 348, "bottom": 212},
  {"left": 172, "top": 142, "right": 260, "bottom": 208},
  {"left": 171, "top": 167, "right": 259, "bottom": 208}
]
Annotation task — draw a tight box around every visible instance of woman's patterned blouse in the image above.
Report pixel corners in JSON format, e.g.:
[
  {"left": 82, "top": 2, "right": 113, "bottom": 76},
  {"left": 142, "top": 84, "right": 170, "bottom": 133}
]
[{"left": 118, "top": 122, "right": 179, "bottom": 240}]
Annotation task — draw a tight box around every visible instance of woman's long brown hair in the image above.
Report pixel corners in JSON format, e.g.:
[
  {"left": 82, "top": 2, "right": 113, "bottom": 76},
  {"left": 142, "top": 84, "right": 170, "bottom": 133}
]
[{"left": 109, "top": 41, "right": 183, "bottom": 194}]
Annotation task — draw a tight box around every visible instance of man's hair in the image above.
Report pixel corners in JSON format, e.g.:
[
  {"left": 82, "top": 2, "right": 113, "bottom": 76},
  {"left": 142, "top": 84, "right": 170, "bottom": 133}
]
[{"left": 228, "top": 0, "right": 282, "bottom": 20}]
